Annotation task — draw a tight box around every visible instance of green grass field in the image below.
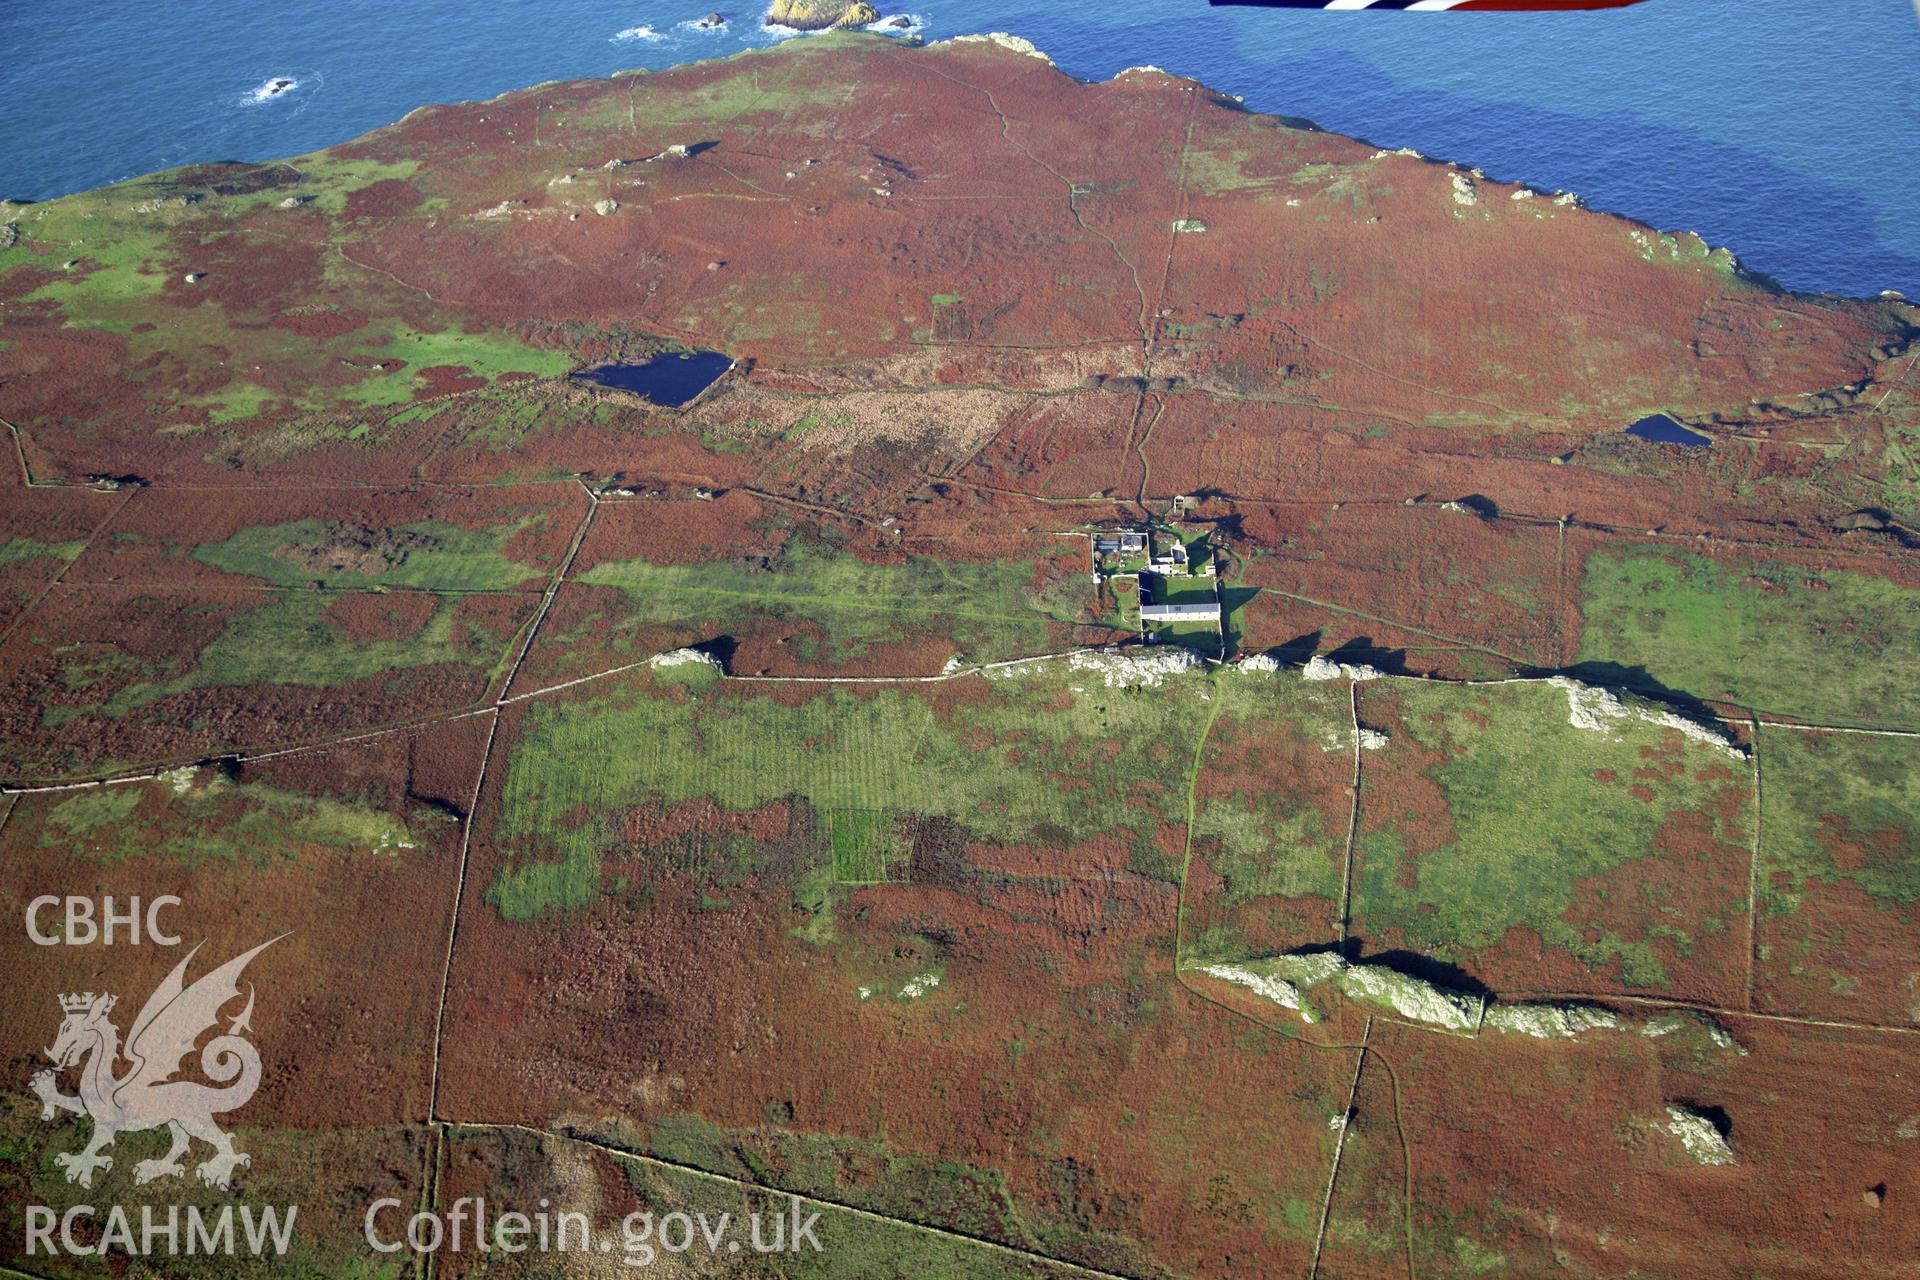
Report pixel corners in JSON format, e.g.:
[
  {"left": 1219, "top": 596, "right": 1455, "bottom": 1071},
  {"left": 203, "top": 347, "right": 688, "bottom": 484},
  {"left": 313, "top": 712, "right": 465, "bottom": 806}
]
[
  {"left": 579, "top": 537, "right": 1090, "bottom": 667},
  {"left": 1754, "top": 729, "right": 1919, "bottom": 1015},
  {"left": 178, "top": 593, "right": 483, "bottom": 692},
  {"left": 4, "top": 154, "right": 570, "bottom": 429},
  {"left": 194, "top": 517, "right": 547, "bottom": 591},
  {"left": 1760, "top": 732, "right": 1920, "bottom": 912},
  {"left": 43, "top": 591, "right": 523, "bottom": 732},
  {"left": 37, "top": 774, "right": 414, "bottom": 866},
  {"left": 1152, "top": 619, "right": 1223, "bottom": 652},
  {"left": 828, "top": 808, "right": 908, "bottom": 883},
  {"left": 1353, "top": 679, "right": 1750, "bottom": 987},
  {"left": 1195, "top": 674, "right": 1351, "bottom": 912},
  {"left": 485, "top": 664, "right": 1207, "bottom": 921},
  {"left": 1578, "top": 546, "right": 1920, "bottom": 726},
  {"left": 0, "top": 537, "right": 87, "bottom": 567}
]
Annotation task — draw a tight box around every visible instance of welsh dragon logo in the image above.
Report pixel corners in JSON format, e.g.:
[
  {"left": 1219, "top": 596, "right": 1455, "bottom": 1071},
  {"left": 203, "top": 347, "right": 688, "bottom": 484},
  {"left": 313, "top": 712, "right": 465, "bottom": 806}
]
[{"left": 30, "top": 937, "right": 281, "bottom": 1190}]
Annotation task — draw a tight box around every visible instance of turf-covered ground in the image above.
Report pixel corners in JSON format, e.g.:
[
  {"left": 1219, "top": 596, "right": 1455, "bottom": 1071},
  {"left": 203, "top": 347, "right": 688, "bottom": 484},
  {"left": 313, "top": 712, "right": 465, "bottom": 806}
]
[{"left": 3, "top": 29, "right": 1919, "bottom": 1280}]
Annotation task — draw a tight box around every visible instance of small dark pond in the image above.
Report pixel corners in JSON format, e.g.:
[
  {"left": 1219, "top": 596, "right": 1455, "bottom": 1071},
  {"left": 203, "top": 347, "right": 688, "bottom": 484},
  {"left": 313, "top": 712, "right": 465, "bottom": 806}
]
[
  {"left": 572, "top": 350, "right": 732, "bottom": 406},
  {"left": 1626, "top": 413, "right": 1711, "bottom": 447}
]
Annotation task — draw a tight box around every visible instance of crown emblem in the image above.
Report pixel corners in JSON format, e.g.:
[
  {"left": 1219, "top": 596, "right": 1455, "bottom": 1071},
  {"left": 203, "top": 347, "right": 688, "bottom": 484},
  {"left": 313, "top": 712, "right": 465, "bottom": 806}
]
[{"left": 59, "top": 992, "right": 110, "bottom": 1014}]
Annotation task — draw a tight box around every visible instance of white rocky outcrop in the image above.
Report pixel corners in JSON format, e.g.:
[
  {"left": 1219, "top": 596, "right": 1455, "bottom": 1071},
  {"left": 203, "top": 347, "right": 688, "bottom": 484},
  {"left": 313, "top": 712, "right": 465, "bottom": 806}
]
[
  {"left": 650, "top": 647, "right": 723, "bottom": 673},
  {"left": 1302, "top": 655, "right": 1383, "bottom": 682},
  {"left": 1450, "top": 172, "right": 1478, "bottom": 207},
  {"left": 373, "top": 826, "right": 417, "bottom": 855},
  {"left": 1339, "top": 962, "right": 1479, "bottom": 1030},
  {"left": 1067, "top": 647, "right": 1201, "bottom": 689},
  {"left": 899, "top": 971, "right": 942, "bottom": 999},
  {"left": 1664, "top": 1106, "right": 1736, "bottom": 1166},
  {"left": 1203, "top": 948, "right": 1750, "bottom": 1055},
  {"left": 945, "top": 33, "right": 1054, "bottom": 64},
  {"left": 1191, "top": 952, "right": 1476, "bottom": 1031},
  {"left": 1547, "top": 676, "right": 1744, "bottom": 758},
  {"left": 1478, "top": 1001, "right": 1743, "bottom": 1052},
  {"left": 1640, "top": 1010, "right": 1745, "bottom": 1054},
  {"left": 1234, "top": 653, "right": 1285, "bottom": 675},
  {"left": 1323, "top": 725, "right": 1389, "bottom": 753},
  {"left": 133, "top": 195, "right": 195, "bottom": 214},
  {"left": 1486, "top": 1002, "right": 1620, "bottom": 1039},
  {"left": 1197, "top": 964, "right": 1315, "bottom": 1023}
]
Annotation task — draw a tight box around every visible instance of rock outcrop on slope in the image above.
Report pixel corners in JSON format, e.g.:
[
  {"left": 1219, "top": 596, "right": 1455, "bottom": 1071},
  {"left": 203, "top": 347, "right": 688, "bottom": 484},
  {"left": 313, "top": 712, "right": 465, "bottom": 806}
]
[
  {"left": 1483, "top": 1001, "right": 1620, "bottom": 1039},
  {"left": 1197, "top": 955, "right": 1746, "bottom": 1055},
  {"left": 767, "top": 0, "right": 879, "bottom": 30},
  {"left": 1548, "top": 676, "right": 1745, "bottom": 759},
  {"left": 650, "top": 647, "right": 726, "bottom": 674},
  {"left": 1664, "top": 1105, "right": 1737, "bottom": 1166},
  {"left": 1302, "top": 656, "right": 1385, "bottom": 683},
  {"left": 1194, "top": 953, "right": 1480, "bottom": 1030}
]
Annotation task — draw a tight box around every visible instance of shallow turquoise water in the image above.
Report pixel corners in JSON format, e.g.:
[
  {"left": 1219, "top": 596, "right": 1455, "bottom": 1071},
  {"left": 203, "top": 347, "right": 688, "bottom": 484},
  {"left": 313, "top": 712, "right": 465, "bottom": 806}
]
[{"left": 1, "top": 0, "right": 1916, "bottom": 297}]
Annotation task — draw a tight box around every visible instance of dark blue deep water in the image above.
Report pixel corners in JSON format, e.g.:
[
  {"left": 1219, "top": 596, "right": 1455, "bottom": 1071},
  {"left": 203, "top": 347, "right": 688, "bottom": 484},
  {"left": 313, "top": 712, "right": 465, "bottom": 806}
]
[
  {"left": 1626, "top": 413, "right": 1712, "bottom": 446},
  {"left": 2, "top": 1, "right": 1916, "bottom": 298},
  {"left": 573, "top": 351, "right": 733, "bottom": 405}
]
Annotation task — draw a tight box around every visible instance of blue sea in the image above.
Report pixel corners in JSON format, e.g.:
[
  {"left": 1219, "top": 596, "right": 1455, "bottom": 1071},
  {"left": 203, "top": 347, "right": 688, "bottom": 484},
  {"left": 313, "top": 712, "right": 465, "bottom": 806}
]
[{"left": 2, "top": 0, "right": 1916, "bottom": 298}]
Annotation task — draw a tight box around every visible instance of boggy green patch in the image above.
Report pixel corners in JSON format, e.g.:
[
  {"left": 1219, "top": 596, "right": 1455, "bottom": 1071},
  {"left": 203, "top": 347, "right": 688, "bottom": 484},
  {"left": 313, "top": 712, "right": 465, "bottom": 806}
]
[
  {"left": 37, "top": 773, "right": 414, "bottom": 865},
  {"left": 1578, "top": 546, "right": 1920, "bottom": 727},
  {"left": 1194, "top": 674, "right": 1351, "bottom": 906},
  {"left": 1759, "top": 730, "right": 1920, "bottom": 912},
  {"left": 577, "top": 536, "right": 1089, "bottom": 668},
  {"left": 485, "top": 665, "right": 1206, "bottom": 921},
  {"left": 194, "top": 516, "right": 546, "bottom": 591},
  {"left": 48, "top": 591, "right": 514, "bottom": 726},
  {"left": 1354, "top": 680, "right": 1748, "bottom": 987},
  {"left": 0, "top": 537, "right": 87, "bottom": 567}
]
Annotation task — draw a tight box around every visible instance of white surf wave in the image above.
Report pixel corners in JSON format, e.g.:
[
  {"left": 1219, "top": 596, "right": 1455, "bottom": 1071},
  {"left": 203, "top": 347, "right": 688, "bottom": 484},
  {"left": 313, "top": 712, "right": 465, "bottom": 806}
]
[
  {"left": 867, "top": 12, "right": 925, "bottom": 36},
  {"left": 245, "top": 76, "right": 300, "bottom": 104}
]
